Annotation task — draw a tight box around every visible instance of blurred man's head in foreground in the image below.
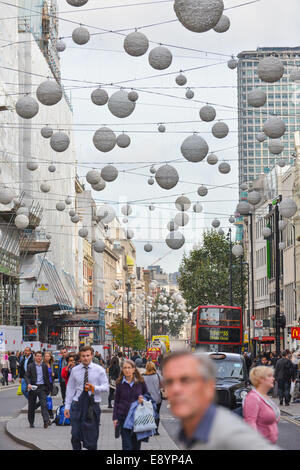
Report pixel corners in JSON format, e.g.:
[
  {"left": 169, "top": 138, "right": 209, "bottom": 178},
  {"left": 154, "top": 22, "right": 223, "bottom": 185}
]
[{"left": 162, "top": 351, "right": 216, "bottom": 421}]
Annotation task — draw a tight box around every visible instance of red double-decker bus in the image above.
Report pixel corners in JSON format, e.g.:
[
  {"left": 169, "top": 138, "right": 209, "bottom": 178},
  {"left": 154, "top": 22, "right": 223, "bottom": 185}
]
[{"left": 191, "top": 305, "right": 243, "bottom": 353}]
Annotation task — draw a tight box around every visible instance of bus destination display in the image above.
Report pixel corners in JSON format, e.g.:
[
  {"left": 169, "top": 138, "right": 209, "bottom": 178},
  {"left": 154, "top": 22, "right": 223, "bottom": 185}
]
[{"left": 198, "top": 327, "right": 241, "bottom": 344}]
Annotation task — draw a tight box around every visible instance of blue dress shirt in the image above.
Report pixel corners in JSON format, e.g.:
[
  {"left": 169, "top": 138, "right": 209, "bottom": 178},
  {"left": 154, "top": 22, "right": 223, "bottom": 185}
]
[{"left": 178, "top": 404, "right": 217, "bottom": 448}]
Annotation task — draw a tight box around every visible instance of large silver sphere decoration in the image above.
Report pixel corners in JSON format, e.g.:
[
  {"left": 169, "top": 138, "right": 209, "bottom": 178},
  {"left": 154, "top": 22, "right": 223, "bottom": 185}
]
[
  {"left": 176, "top": 73, "right": 187, "bottom": 86},
  {"left": 155, "top": 164, "right": 179, "bottom": 190},
  {"left": 278, "top": 159, "right": 286, "bottom": 168},
  {"left": 199, "top": 105, "right": 216, "bottom": 122},
  {"left": 91, "top": 88, "right": 108, "bottom": 106},
  {"left": 144, "top": 243, "right": 153, "bottom": 252},
  {"left": 218, "top": 162, "right": 231, "bottom": 174},
  {"left": 56, "top": 40, "right": 66, "bottom": 52},
  {"left": 86, "top": 170, "right": 101, "bottom": 185},
  {"left": 93, "top": 127, "right": 116, "bottom": 153},
  {"left": 181, "top": 134, "right": 209, "bottom": 162},
  {"left": 174, "top": 0, "right": 224, "bottom": 33},
  {"left": 93, "top": 240, "right": 105, "bottom": 253},
  {"left": 166, "top": 230, "right": 185, "bottom": 250},
  {"left": 36, "top": 80, "right": 62, "bottom": 106},
  {"left": 257, "top": 57, "right": 284, "bottom": 83},
  {"left": 167, "top": 220, "right": 178, "bottom": 231},
  {"left": 278, "top": 220, "right": 287, "bottom": 231},
  {"left": 16, "top": 207, "right": 29, "bottom": 216},
  {"left": 67, "top": 0, "right": 88, "bottom": 5},
  {"left": 72, "top": 26, "right": 90, "bottom": 45},
  {"left": 227, "top": 58, "right": 238, "bottom": 69},
  {"left": 27, "top": 161, "right": 38, "bottom": 171},
  {"left": 148, "top": 46, "right": 173, "bottom": 70},
  {"left": 256, "top": 133, "right": 267, "bottom": 143},
  {"left": 15, "top": 95, "right": 39, "bottom": 119},
  {"left": 175, "top": 196, "right": 191, "bottom": 211},
  {"left": 198, "top": 185, "right": 208, "bottom": 197},
  {"left": 108, "top": 90, "right": 135, "bottom": 118},
  {"left": 48, "top": 164, "right": 56, "bottom": 173},
  {"left": 232, "top": 244, "right": 243, "bottom": 257},
  {"left": 212, "top": 121, "right": 229, "bottom": 139},
  {"left": 248, "top": 190, "right": 261, "bottom": 205},
  {"left": 174, "top": 212, "right": 189, "bottom": 226},
  {"left": 79, "top": 227, "right": 88, "bottom": 238},
  {"left": 213, "top": 14, "right": 230, "bottom": 33},
  {"left": 236, "top": 201, "right": 250, "bottom": 216},
  {"left": 128, "top": 91, "right": 139, "bottom": 102},
  {"left": 123, "top": 31, "right": 149, "bottom": 57},
  {"left": 121, "top": 204, "right": 132, "bottom": 216},
  {"left": 211, "top": 218, "right": 220, "bottom": 228},
  {"left": 263, "top": 117, "right": 286, "bottom": 139},
  {"left": 158, "top": 124, "right": 166, "bottom": 133},
  {"left": 101, "top": 165, "right": 118, "bottom": 182},
  {"left": 97, "top": 204, "right": 116, "bottom": 224},
  {"left": 240, "top": 182, "right": 248, "bottom": 191},
  {"left": 117, "top": 133, "right": 131, "bottom": 148},
  {"left": 69, "top": 209, "right": 76, "bottom": 217},
  {"left": 262, "top": 227, "right": 272, "bottom": 238},
  {"left": 0, "top": 187, "right": 14, "bottom": 205},
  {"left": 207, "top": 153, "right": 218, "bottom": 165},
  {"left": 15, "top": 214, "right": 29, "bottom": 229},
  {"left": 279, "top": 198, "right": 297, "bottom": 218},
  {"left": 71, "top": 214, "right": 80, "bottom": 223},
  {"left": 218, "top": 228, "right": 224, "bottom": 236},
  {"left": 193, "top": 202, "right": 203, "bottom": 213},
  {"left": 50, "top": 132, "right": 70, "bottom": 152},
  {"left": 290, "top": 70, "right": 300, "bottom": 82},
  {"left": 40, "top": 182, "right": 50, "bottom": 193},
  {"left": 148, "top": 177, "right": 154, "bottom": 185},
  {"left": 247, "top": 89, "right": 267, "bottom": 108},
  {"left": 125, "top": 229, "right": 134, "bottom": 240},
  {"left": 186, "top": 88, "right": 194, "bottom": 99},
  {"left": 56, "top": 202, "right": 66, "bottom": 212},
  {"left": 92, "top": 178, "right": 106, "bottom": 191},
  {"left": 229, "top": 215, "right": 235, "bottom": 223},
  {"left": 269, "top": 139, "right": 284, "bottom": 155},
  {"left": 41, "top": 126, "right": 53, "bottom": 138}
]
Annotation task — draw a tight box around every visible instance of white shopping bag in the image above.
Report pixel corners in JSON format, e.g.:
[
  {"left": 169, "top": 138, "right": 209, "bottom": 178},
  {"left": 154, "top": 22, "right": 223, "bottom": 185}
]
[
  {"left": 133, "top": 400, "right": 157, "bottom": 433},
  {"left": 290, "top": 381, "right": 295, "bottom": 395}
]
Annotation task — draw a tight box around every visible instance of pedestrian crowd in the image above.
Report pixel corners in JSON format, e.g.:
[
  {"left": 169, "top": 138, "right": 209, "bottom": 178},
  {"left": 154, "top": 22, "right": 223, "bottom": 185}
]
[{"left": 1, "top": 345, "right": 300, "bottom": 450}]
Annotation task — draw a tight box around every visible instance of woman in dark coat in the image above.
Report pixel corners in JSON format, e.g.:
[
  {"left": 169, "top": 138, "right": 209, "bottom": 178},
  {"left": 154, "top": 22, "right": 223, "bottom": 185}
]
[{"left": 108, "top": 356, "right": 120, "bottom": 408}]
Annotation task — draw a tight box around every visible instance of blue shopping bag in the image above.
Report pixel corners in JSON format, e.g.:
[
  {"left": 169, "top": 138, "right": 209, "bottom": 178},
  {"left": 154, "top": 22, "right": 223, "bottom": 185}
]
[{"left": 46, "top": 396, "right": 53, "bottom": 411}]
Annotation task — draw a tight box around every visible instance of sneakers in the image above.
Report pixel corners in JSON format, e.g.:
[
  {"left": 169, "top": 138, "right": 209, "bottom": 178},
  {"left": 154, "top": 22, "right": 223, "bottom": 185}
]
[{"left": 44, "top": 420, "right": 52, "bottom": 429}]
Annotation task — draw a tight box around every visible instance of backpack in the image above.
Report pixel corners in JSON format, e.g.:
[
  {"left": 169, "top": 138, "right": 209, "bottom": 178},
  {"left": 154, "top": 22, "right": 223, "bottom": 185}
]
[{"left": 54, "top": 405, "right": 71, "bottom": 426}]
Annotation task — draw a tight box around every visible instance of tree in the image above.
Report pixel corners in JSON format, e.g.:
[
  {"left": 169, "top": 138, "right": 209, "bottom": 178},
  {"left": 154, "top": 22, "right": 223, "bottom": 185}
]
[
  {"left": 151, "top": 291, "right": 186, "bottom": 337},
  {"left": 109, "top": 318, "right": 145, "bottom": 350},
  {"left": 178, "top": 231, "right": 247, "bottom": 312}
]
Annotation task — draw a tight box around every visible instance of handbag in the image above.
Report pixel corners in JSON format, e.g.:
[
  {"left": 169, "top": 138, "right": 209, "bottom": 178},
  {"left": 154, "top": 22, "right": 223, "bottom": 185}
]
[
  {"left": 17, "top": 384, "right": 23, "bottom": 396},
  {"left": 51, "top": 385, "right": 59, "bottom": 397},
  {"left": 115, "top": 422, "right": 121, "bottom": 439},
  {"left": 133, "top": 400, "right": 157, "bottom": 433},
  {"left": 109, "top": 378, "right": 116, "bottom": 389},
  {"left": 8, "top": 373, "right": 12, "bottom": 382}
]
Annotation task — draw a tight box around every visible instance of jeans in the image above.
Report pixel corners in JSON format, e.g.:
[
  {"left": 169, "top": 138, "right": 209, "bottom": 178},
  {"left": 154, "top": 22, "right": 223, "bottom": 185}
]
[
  {"left": 1, "top": 368, "right": 9, "bottom": 385},
  {"left": 278, "top": 379, "right": 291, "bottom": 404},
  {"left": 28, "top": 385, "right": 50, "bottom": 425}
]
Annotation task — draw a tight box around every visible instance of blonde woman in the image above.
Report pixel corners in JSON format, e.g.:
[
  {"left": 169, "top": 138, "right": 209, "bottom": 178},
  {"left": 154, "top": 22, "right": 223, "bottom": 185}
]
[
  {"left": 143, "top": 361, "right": 163, "bottom": 435},
  {"left": 243, "top": 366, "right": 280, "bottom": 444}
]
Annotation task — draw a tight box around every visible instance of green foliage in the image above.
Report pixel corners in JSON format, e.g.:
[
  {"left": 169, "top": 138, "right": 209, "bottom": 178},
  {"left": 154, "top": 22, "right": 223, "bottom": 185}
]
[
  {"left": 178, "top": 231, "right": 247, "bottom": 312},
  {"left": 109, "top": 317, "right": 145, "bottom": 350}
]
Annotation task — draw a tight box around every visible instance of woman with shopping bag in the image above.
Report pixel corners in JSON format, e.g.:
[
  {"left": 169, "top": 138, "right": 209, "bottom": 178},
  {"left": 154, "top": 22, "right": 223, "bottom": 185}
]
[
  {"left": 44, "top": 352, "right": 55, "bottom": 418},
  {"left": 113, "top": 359, "right": 148, "bottom": 450}
]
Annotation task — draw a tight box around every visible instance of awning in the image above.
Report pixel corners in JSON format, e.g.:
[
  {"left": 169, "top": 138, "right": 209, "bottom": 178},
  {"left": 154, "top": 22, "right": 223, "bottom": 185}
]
[{"left": 253, "top": 336, "right": 283, "bottom": 342}]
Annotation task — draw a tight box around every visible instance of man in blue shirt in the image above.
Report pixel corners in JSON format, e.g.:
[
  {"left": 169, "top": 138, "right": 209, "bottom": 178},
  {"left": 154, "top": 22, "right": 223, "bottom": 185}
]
[{"left": 25, "top": 351, "right": 51, "bottom": 429}]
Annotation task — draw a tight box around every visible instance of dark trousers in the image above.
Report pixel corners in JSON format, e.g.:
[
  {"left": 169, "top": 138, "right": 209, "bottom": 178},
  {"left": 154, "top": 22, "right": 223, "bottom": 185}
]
[
  {"left": 155, "top": 402, "right": 162, "bottom": 432},
  {"left": 108, "top": 387, "right": 115, "bottom": 407},
  {"left": 70, "top": 400, "right": 101, "bottom": 450},
  {"left": 10, "top": 367, "right": 17, "bottom": 380},
  {"left": 121, "top": 426, "right": 141, "bottom": 451},
  {"left": 278, "top": 379, "right": 291, "bottom": 404},
  {"left": 1, "top": 368, "right": 9, "bottom": 385},
  {"left": 60, "top": 380, "right": 66, "bottom": 403},
  {"left": 28, "top": 385, "right": 50, "bottom": 425}
]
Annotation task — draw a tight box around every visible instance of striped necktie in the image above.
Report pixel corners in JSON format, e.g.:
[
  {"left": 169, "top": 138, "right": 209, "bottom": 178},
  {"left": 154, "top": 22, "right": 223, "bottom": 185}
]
[{"left": 83, "top": 365, "right": 89, "bottom": 387}]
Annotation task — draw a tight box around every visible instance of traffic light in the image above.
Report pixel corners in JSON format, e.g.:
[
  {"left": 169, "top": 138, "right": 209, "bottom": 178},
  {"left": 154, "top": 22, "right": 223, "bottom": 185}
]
[{"left": 280, "top": 314, "right": 286, "bottom": 329}]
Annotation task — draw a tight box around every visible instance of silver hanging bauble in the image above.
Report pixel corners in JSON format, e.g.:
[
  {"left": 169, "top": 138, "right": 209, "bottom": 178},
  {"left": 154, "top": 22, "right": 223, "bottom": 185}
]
[
  {"left": 149, "top": 205, "right": 155, "bottom": 211},
  {"left": 155, "top": 164, "right": 179, "bottom": 190},
  {"left": 279, "top": 241, "right": 286, "bottom": 250},
  {"left": 27, "top": 161, "right": 38, "bottom": 171},
  {"left": 278, "top": 159, "right": 286, "bottom": 168},
  {"left": 247, "top": 89, "right": 267, "bottom": 108},
  {"left": 197, "top": 185, "right": 208, "bottom": 197},
  {"left": 181, "top": 134, "right": 209, "bottom": 162},
  {"left": 123, "top": 31, "right": 149, "bottom": 57},
  {"left": 232, "top": 244, "right": 243, "bottom": 257},
  {"left": 174, "top": 212, "right": 189, "bottom": 226},
  {"left": 176, "top": 73, "right": 187, "bottom": 86},
  {"left": 144, "top": 243, "right": 153, "bottom": 252},
  {"left": 56, "top": 40, "right": 66, "bottom": 52},
  {"left": 50, "top": 132, "right": 70, "bottom": 152},
  {"left": 36, "top": 80, "right": 62, "bottom": 106},
  {"left": 97, "top": 204, "right": 116, "bottom": 224},
  {"left": 174, "top": 0, "right": 224, "bottom": 33},
  {"left": 248, "top": 190, "right": 261, "bottom": 205},
  {"left": 40, "top": 182, "right": 50, "bottom": 193},
  {"left": 41, "top": 126, "right": 53, "bottom": 138},
  {"left": 236, "top": 201, "right": 250, "bottom": 216},
  {"left": 65, "top": 196, "right": 72, "bottom": 205},
  {"left": 240, "top": 182, "right": 248, "bottom": 191},
  {"left": 16, "top": 207, "right": 29, "bottom": 216},
  {"left": 86, "top": 170, "right": 101, "bottom": 185},
  {"left": 227, "top": 58, "right": 238, "bottom": 69},
  {"left": 211, "top": 218, "right": 220, "bottom": 228},
  {"left": 128, "top": 91, "right": 139, "bottom": 102},
  {"left": 229, "top": 215, "right": 235, "bottom": 223},
  {"left": 150, "top": 165, "right": 156, "bottom": 174},
  {"left": 71, "top": 214, "right": 80, "bottom": 223},
  {"left": 218, "top": 162, "right": 231, "bottom": 174},
  {"left": 79, "top": 226, "right": 88, "bottom": 238},
  {"left": 93, "top": 127, "right": 116, "bottom": 153},
  {"left": 207, "top": 153, "right": 218, "bottom": 165},
  {"left": 290, "top": 70, "right": 300, "bottom": 82},
  {"left": 56, "top": 201, "right": 66, "bottom": 212},
  {"left": 148, "top": 177, "right": 154, "bottom": 185},
  {"left": 199, "top": 105, "right": 216, "bottom": 122},
  {"left": 148, "top": 46, "right": 173, "bottom": 70},
  {"left": 269, "top": 139, "right": 284, "bottom": 155},
  {"left": 123, "top": 218, "right": 128, "bottom": 223},
  {"left": 101, "top": 165, "right": 118, "bottom": 182},
  {"left": 67, "top": 0, "right": 88, "bottom": 6},
  {"left": 72, "top": 26, "right": 90, "bottom": 45},
  {"left": 278, "top": 220, "right": 287, "bottom": 231},
  {"left": 212, "top": 122, "right": 229, "bottom": 139},
  {"left": 15, "top": 214, "right": 29, "bottom": 229},
  {"left": 0, "top": 187, "right": 14, "bottom": 205},
  {"left": 263, "top": 117, "right": 286, "bottom": 139},
  {"left": 257, "top": 57, "right": 284, "bottom": 83},
  {"left": 256, "top": 133, "right": 267, "bottom": 143},
  {"left": 193, "top": 202, "right": 203, "bottom": 213},
  {"left": 175, "top": 196, "right": 191, "bottom": 212},
  {"left": 16, "top": 95, "right": 39, "bottom": 119},
  {"left": 166, "top": 230, "right": 185, "bottom": 250},
  {"left": 125, "top": 229, "right": 134, "bottom": 240},
  {"left": 279, "top": 198, "right": 297, "bottom": 218},
  {"left": 108, "top": 90, "right": 135, "bottom": 118},
  {"left": 213, "top": 14, "right": 230, "bottom": 33},
  {"left": 91, "top": 88, "right": 108, "bottom": 106},
  {"left": 158, "top": 124, "right": 166, "bottom": 133},
  {"left": 218, "top": 228, "right": 224, "bottom": 236},
  {"left": 92, "top": 178, "right": 106, "bottom": 191},
  {"left": 69, "top": 209, "right": 76, "bottom": 217},
  {"left": 93, "top": 240, "right": 106, "bottom": 253},
  {"left": 117, "top": 133, "right": 131, "bottom": 148},
  {"left": 48, "top": 164, "right": 56, "bottom": 173},
  {"left": 186, "top": 88, "right": 194, "bottom": 99},
  {"left": 121, "top": 204, "right": 132, "bottom": 216},
  {"left": 167, "top": 220, "right": 178, "bottom": 231},
  {"left": 262, "top": 227, "right": 272, "bottom": 238}
]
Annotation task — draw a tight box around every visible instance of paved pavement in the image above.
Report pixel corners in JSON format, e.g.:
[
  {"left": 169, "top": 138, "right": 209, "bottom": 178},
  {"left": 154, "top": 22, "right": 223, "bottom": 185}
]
[{"left": 0, "top": 385, "right": 29, "bottom": 450}]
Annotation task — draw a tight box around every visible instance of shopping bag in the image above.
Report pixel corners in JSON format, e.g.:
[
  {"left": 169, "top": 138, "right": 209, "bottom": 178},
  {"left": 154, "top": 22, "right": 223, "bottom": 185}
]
[
  {"left": 133, "top": 400, "right": 157, "bottom": 433},
  {"left": 17, "top": 384, "right": 23, "bottom": 396},
  {"left": 291, "top": 381, "right": 295, "bottom": 395},
  {"left": 46, "top": 396, "right": 53, "bottom": 411},
  {"left": 8, "top": 373, "right": 12, "bottom": 382}
]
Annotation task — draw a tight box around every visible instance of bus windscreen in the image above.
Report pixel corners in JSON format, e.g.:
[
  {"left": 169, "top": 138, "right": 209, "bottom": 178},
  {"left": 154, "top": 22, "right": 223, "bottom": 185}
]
[{"left": 198, "top": 308, "right": 240, "bottom": 327}]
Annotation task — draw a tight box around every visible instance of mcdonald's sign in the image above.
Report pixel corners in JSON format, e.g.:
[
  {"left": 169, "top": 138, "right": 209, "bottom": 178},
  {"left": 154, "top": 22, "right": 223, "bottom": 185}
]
[{"left": 291, "top": 327, "right": 300, "bottom": 340}]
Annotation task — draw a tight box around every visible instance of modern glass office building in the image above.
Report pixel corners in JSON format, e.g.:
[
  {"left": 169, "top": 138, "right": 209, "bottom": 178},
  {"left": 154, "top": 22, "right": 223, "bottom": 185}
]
[{"left": 237, "top": 47, "right": 300, "bottom": 185}]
